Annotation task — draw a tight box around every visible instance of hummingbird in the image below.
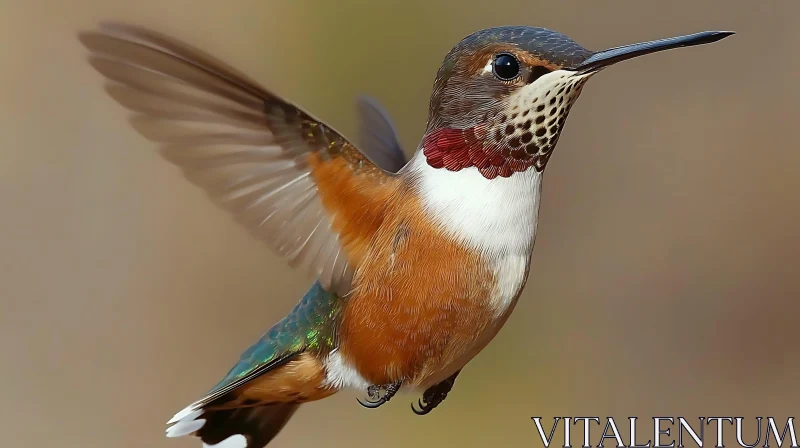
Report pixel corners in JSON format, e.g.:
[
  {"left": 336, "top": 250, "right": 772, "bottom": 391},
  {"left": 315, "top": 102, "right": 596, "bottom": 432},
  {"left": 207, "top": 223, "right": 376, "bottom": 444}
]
[{"left": 79, "top": 22, "right": 732, "bottom": 448}]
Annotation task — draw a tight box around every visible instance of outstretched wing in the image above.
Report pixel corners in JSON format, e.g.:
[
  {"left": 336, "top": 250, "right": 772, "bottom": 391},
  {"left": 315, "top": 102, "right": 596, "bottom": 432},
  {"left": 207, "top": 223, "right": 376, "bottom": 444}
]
[
  {"left": 356, "top": 96, "right": 407, "bottom": 173},
  {"left": 79, "top": 23, "right": 398, "bottom": 295}
]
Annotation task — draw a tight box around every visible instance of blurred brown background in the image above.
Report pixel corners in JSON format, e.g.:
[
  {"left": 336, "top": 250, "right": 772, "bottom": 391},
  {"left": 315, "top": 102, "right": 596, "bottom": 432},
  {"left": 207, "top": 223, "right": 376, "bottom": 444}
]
[{"left": 2, "top": 1, "right": 799, "bottom": 447}]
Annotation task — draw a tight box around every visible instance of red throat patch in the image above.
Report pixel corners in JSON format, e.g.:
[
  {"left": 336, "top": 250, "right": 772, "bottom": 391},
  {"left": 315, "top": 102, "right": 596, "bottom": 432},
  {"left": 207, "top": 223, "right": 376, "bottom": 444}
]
[{"left": 422, "top": 126, "right": 547, "bottom": 179}]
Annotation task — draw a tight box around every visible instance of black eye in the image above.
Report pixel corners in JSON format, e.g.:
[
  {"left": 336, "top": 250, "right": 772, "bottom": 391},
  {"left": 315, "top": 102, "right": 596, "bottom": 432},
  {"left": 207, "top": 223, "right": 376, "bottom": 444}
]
[{"left": 493, "top": 53, "right": 520, "bottom": 81}]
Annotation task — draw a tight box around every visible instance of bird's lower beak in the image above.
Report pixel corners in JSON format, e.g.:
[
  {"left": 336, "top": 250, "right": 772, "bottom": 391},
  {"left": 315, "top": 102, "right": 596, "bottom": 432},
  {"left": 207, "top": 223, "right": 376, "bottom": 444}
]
[{"left": 573, "top": 31, "right": 734, "bottom": 74}]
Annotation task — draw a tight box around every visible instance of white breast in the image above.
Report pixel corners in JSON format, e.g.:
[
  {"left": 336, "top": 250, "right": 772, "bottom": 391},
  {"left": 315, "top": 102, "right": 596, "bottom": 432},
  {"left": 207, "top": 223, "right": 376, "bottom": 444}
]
[{"left": 404, "top": 153, "right": 542, "bottom": 316}]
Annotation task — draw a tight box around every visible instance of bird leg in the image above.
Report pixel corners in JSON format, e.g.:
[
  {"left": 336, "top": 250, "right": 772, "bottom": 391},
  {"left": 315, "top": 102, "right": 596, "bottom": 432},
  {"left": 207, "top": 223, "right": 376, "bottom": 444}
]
[
  {"left": 411, "top": 370, "right": 460, "bottom": 415},
  {"left": 357, "top": 380, "right": 403, "bottom": 409}
]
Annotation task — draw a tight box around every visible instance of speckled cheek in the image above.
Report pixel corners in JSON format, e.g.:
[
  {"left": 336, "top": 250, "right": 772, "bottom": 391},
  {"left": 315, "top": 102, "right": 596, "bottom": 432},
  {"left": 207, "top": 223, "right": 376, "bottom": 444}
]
[{"left": 490, "top": 70, "right": 592, "bottom": 171}]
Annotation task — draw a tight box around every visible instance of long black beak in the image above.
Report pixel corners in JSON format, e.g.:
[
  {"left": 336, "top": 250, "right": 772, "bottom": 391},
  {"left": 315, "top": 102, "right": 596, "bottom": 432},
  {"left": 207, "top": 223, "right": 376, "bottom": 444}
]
[{"left": 574, "top": 31, "right": 734, "bottom": 73}]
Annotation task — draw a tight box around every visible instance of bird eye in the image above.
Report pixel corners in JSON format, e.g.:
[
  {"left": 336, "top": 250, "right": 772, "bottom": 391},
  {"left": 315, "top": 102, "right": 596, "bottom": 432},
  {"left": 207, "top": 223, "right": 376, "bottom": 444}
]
[{"left": 493, "top": 53, "right": 520, "bottom": 81}]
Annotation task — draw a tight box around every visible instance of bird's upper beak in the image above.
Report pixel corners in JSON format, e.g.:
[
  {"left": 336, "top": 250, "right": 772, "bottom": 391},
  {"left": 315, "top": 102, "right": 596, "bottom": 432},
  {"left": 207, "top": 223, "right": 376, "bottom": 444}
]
[{"left": 573, "top": 31, "right": 734, "bottom": 74}]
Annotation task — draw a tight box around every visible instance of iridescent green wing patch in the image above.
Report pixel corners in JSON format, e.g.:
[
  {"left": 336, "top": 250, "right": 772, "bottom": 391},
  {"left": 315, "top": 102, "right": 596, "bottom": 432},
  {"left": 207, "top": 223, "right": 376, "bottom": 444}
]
[{"left": 201, "top": 281, "right": 340, "bottom": 403}]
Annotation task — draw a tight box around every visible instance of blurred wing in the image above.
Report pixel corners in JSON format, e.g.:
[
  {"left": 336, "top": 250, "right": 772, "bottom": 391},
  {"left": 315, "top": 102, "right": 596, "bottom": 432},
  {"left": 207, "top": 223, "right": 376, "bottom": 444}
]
[
  {"left": 356, "top": 96, "right": 407, "bottom": 173},
  {"left": 79, "top": 23, "right": 397, "bottom": 295}
]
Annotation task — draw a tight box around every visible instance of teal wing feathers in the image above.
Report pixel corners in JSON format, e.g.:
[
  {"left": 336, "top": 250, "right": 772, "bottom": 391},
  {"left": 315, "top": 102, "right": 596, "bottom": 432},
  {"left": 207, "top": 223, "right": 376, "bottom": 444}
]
[{"left": 202, "top": 281, "right": 340, "bottom": 402}]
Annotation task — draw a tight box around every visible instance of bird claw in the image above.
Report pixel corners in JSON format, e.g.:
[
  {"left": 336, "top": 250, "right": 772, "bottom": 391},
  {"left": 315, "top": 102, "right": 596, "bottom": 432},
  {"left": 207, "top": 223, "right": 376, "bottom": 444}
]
[
  {"left": 367, "top": 384, "right": 381, "bottom": 400},
  {"left": 410, "top": 370, "right": 460, "bottom": 416},
  {"left": 357, "top": 380, "right": 402, "bottom": 409},
  {"left": 357, "top": 396, "right": 387, "bottom": 408},
  {"left": 411, "top": 391, "right": 445, "bottom": 415},
  {"left": 411, "top": 398, "right": 435, "bottom": 415}
]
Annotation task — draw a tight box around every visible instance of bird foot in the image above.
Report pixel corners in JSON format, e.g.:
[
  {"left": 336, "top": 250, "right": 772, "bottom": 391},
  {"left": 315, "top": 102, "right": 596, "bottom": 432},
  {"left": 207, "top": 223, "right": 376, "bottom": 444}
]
[
  {"left": 357, "top": 380, "right": 403, "bottom": 409},
  {"left": 411, "top": 371, "right": 459, "bottom": 416}
]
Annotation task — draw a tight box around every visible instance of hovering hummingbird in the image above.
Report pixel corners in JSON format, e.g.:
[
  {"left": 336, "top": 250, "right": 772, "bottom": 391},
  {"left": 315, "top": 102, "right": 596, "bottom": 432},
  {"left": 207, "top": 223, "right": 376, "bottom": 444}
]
[{"left": 79, "top": 23, "right": 732, "bottom": 448}]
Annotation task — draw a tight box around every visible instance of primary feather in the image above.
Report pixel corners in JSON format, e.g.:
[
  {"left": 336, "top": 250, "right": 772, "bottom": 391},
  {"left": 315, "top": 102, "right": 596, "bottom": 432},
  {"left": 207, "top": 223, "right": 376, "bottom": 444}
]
[{"left": 79, "top": 22, "right": 397, "bottom": 296}]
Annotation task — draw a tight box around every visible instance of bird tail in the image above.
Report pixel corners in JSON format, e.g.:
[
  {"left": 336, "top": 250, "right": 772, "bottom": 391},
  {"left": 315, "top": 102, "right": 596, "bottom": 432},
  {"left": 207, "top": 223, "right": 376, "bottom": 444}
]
[
  {"left": 167, "top": 402, "right": 300, "bottom": 448},
  {"left": 166, "top": 352, "right": 337, "bottom": 447}
]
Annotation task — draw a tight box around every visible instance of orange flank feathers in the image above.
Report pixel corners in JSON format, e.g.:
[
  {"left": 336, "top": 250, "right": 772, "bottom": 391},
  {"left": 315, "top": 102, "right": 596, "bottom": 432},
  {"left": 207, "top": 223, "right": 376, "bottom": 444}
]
[
  {"left": 307, "top": 147, "right": 501, "bottom": 387},
  {"left": 337, "top": 191, "right": 498, "bottom": 387},
  {"left": 210, "top": 353, "right": 336, "bottom": 410}
]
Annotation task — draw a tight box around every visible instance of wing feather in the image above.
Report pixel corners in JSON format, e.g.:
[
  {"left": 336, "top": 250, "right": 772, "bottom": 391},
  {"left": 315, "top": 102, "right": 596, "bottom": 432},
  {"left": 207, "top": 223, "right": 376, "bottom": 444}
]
[
  {"left": 80, "top": 23, "right": 397, "bottom": 294},
  {"left": 356, "top": 96, "right": 408, "bottom": 173}
]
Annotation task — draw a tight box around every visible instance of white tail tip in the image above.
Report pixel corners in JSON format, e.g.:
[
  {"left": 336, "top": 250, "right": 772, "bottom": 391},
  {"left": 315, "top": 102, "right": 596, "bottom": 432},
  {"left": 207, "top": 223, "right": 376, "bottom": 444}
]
[
  {"left": 166, "top": 404, "right": 205, "bottom": 438},
  {"left": 203, "top": 435, "right": 248, "bottom": 448},
  {"left": 167, "top": 404, "right": 201, "bottom": 424},
  {"left": 166, "top": 418, "right": 206, "bottom": 438}
]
